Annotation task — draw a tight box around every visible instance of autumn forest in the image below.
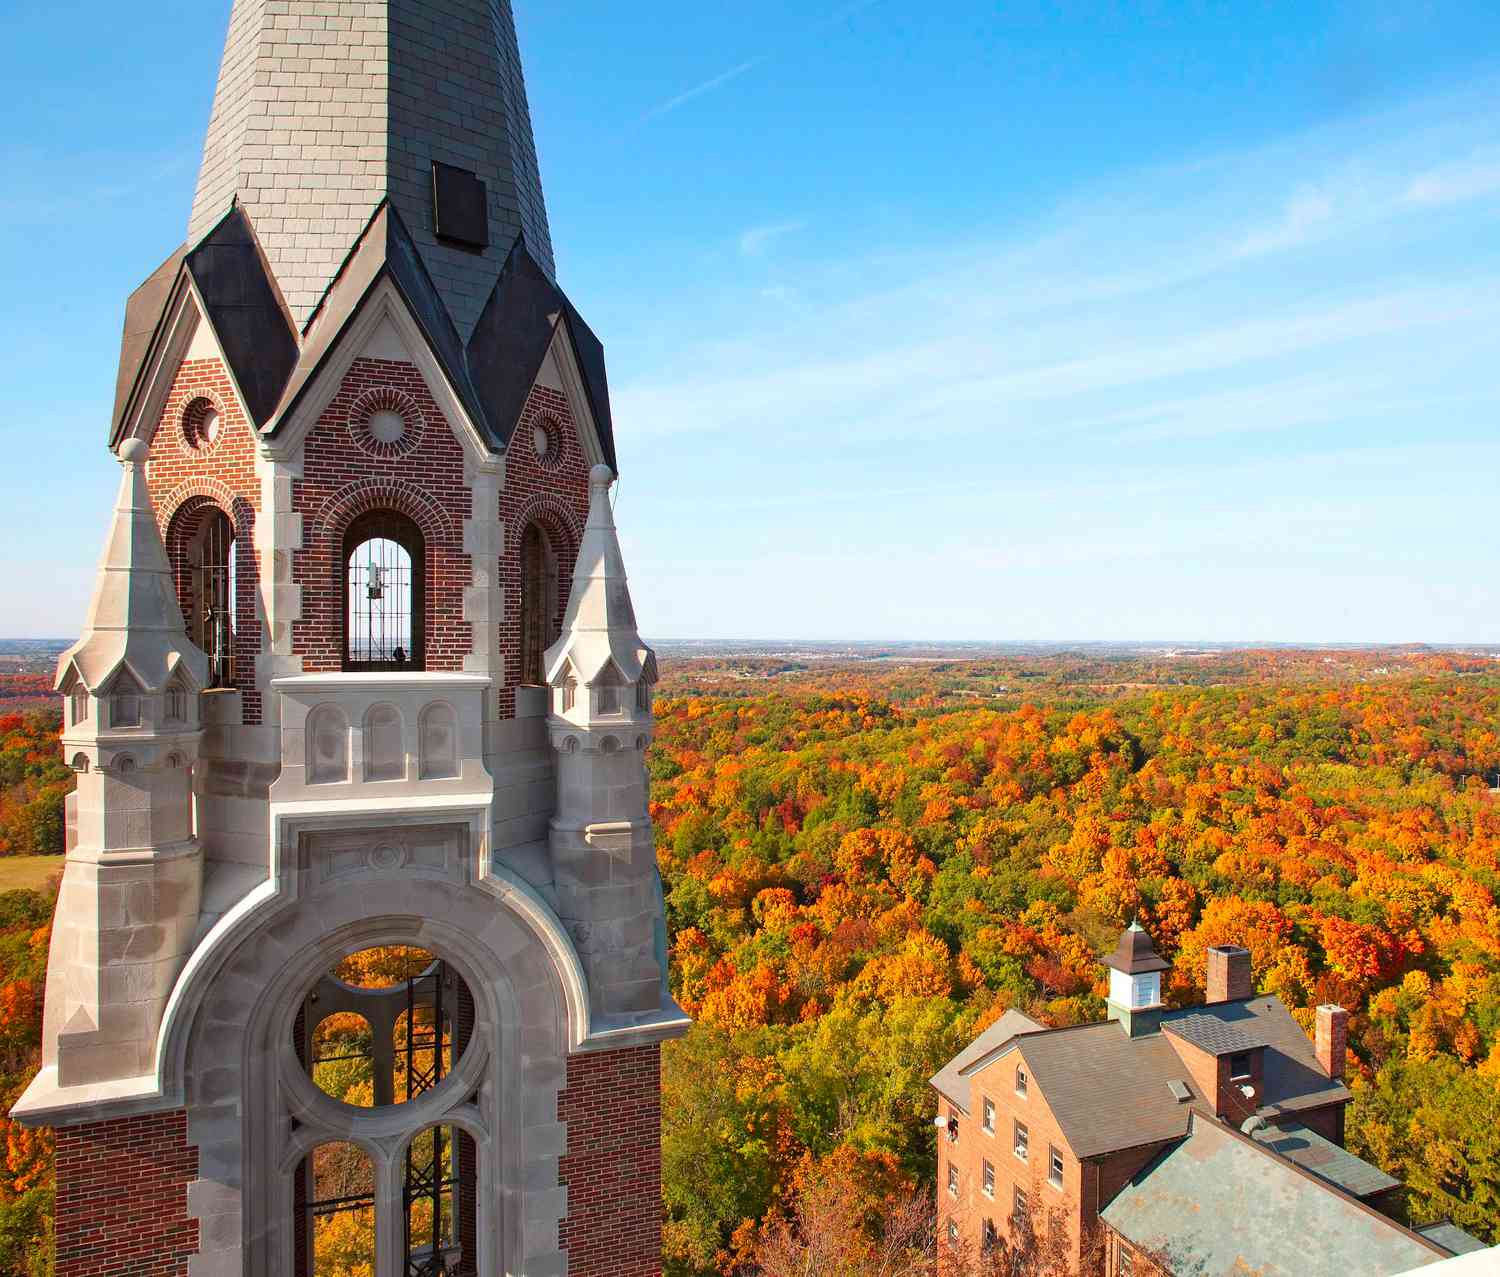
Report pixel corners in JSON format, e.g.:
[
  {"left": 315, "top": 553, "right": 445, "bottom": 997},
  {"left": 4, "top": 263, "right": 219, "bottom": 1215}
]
[{"left": 0, "top": 649, "right": 1498, "bottom": 1273}]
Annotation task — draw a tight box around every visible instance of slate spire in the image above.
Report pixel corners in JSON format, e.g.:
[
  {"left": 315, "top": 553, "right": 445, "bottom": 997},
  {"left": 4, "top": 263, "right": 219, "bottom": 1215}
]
[{"left": 188, "top": 0, "right": 555, "bottom": 341}]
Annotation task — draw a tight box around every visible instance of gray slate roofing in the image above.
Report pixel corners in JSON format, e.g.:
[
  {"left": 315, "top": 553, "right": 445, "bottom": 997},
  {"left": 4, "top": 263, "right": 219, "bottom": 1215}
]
[
  {"left": 1417, "top": 1223, "right": 1490, "bottom": 1257},
  {"left": 930, "top": 1009, "right": 1045, "bottom": 1114},
  {"left": 932, "top": 994, "right": 1350, "bottom": 1161},
  {"left": 109, "top": 202, "right": 618, "bottom": 470},
  {"left": 1162, "top": 996, "right": 1351, "bottom": 1116},
  {"left": 1250, "top": 1120, "right": 1400, "bottom": 1199},
  {"left": 1010, "top": 1021, "right": 1203, "bottom": 1158},
  {"left": 1102, "top": 1117, "right": 1444, "bottom": 1276},
  {"left": 1162, "top": 1012, "right": 1267, "bottom": 1055}
]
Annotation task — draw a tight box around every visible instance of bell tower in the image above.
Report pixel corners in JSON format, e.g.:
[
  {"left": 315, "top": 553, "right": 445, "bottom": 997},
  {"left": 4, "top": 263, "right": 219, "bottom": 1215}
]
[{"left": 13, "top": 4, "right": 687, "bottom": 1276}]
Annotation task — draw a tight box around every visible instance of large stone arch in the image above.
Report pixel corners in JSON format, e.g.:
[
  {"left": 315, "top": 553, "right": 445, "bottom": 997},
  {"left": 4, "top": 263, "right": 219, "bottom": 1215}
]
[{"left": 169, "top": 855, "right": 578, "bottom": 1277}]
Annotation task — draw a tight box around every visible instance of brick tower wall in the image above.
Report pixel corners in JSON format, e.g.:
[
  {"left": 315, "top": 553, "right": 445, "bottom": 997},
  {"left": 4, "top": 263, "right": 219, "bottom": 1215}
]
[
  {"left": 558, "top": 1044, "right": 664, "bottom": 1277},
  {"left": 145, "top": 357, "right": 264, "bottom": 723},
  {"left": 291, "top": 357, "right": 474, "bottom": 672},
  {"left": 54, "top": 1109, "right": 199, "bottom": 1277},
  {"left": 497, "top": 383, "right": 591, "bottom": 718}
]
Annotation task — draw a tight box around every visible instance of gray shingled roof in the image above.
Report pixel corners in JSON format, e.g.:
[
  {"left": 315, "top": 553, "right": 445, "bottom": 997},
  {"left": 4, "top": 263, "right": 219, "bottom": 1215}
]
[
  {"left": 1102, "top": 1117, "right": 1445, "bottom": 1276},
  {"left": 1417, "top": 1223, "right": 1489, "bottom": 1257},
  {"left": 929, "top": 1009, "right": 1045, "bottom": 1115},
  {"left": 1250, "top": 1121, "right": 1400, "bottom": 1199},
  {"left": 1009, "top": 1021, "right": 1203, "bottom": 1158},
  {"left": 1162, "top": 1012, "right": 1267, "bottom": 1055},
  {"left": 1163, "top": 997, "right": 1351, "bottom": 1117},
  {"left": 108, "top": 202, "right": 618, "bottom": 469}
]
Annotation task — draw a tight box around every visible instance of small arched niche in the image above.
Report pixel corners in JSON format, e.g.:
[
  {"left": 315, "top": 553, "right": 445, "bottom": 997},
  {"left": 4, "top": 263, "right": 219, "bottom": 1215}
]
[
  {"left": 306, "top": 705, "right": 350, "bottom": 785},
  {"left": 418, "top": 702, "right": 458, "bottom": 780},
  {"left": 363, "top": 704, "right": 404, "bottom": 782}
]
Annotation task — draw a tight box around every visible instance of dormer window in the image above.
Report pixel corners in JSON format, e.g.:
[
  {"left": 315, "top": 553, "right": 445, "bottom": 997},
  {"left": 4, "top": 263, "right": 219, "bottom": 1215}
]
[
  {"left": 594, "top": 664, "right": 624, "bottom": 716},
  {"left": 70, "top": 686, "right": 88, "bottom": 726},
  {"left": 559, "top": 675, "right": 578, "bottom": 714},
  {"left": 636, "top": 679, "right": 651, "bottom": 712},
  {"left": 165, "top": 678, "right": 189, "bottom": 723},
  {"left": 110, "top": 673, "right": 142, "bottom": 728}
]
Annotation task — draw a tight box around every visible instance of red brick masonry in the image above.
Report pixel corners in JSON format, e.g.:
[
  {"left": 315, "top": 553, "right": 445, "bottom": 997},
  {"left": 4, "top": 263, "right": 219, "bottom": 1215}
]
[
  {"left": 54, "top": 1109, "right": 199, "bottom": 1277},
  {"left": 558, "top": 1044, "right": 664, "bottom": 1277}
]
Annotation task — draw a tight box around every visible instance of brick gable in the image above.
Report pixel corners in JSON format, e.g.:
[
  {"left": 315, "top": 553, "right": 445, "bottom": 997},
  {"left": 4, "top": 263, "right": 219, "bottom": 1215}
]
[{"left": 145, "top": 356, "right": 264, "bottom": 723}]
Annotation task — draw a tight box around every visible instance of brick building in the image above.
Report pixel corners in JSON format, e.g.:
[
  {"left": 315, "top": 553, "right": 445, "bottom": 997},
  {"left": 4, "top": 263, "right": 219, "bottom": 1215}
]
[
  {"left": 932, "top": 925, "right": 1482, "bottom": 1276},
  {"left": 11, "top": 4, "right": 688, "bottom": 1275}
]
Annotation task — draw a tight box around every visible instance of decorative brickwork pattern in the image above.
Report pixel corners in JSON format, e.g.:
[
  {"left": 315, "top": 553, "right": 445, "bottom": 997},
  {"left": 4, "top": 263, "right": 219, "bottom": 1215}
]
[
  {"left": 293, "top": 358, "right": 472, "bottom": 672},
  {"left": 558, "top": 1045, "right": 664, "bottom": 1277},
  {"left": 54, "top": 1109, "right": 199, "bottom": 1277},
  {"left": 146, "top": 358, "right": 264, "bottom": 722},
  {"left": 498, "top": 384, "right": 590, "bottom": 717}
]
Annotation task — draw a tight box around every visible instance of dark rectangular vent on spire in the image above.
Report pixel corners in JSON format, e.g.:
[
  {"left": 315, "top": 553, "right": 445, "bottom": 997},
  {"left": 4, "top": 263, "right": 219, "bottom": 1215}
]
[{"left": 432, "top": 162, "right": 490, "bottom": 251}]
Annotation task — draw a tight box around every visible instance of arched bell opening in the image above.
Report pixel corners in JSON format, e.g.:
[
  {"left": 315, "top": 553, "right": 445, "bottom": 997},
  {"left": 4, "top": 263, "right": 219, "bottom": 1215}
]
[
  {"left": 343, "top": 510, "right": 425, "bottom": 671},
  {"left": 518, "top": 520, "right": 562, "bottom": 687},
  {"left": 294, "top": 1140, "right": 376, "bottom": 1277}
]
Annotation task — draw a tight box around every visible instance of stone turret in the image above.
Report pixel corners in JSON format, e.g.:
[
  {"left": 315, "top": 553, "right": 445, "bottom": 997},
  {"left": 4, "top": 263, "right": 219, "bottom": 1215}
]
[
  {"left": 46, "top": 439, "right": 209, "bottom": 1086},
  {"left": 545, "top": 464, "right": 663, "bottom": 1017}
]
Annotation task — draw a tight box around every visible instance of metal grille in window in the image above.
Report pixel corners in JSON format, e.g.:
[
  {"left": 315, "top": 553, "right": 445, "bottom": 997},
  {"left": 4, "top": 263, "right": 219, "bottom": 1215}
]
[
  {"left": 344, "top": 511, "right": 424, "bottom": 671},
  {"left": 189, "top": 509, "right": 237, "bottom": 688},
  {"left": 405, "top": 1125, "right": 466, "bottom": 1276}
]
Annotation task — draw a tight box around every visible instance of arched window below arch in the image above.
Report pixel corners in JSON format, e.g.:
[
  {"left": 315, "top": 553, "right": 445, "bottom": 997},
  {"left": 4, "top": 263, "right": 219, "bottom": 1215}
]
[
  {"left": 519, "top": 522, "right": 560, "bottom": 687},
  {"left": 295, "top": 1141, "right": 375, "bottom": 1277},
  {"left": 185, "top": 507, "right": 237, "bottom": 688},
  {"left": 344, "top": 510, "right": 425, "bottom": 671},
  {"left": 109, "top": 673, "right": 142, "bottom": 728}
]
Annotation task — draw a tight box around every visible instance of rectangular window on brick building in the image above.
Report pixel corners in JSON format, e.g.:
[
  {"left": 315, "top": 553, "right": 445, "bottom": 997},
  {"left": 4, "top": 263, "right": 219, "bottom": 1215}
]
[
  {"left": 1016, "top": 1065, "right": 1028, "bottom": 1097},
  {"left": 1014, "top": 1119, "right": 1029, "bottom": 1162},
  {"left": 982, "top": 1159, "right": 995, "bottom": 1197},
  {"left": 1230, "top": 1051, "right": 1252, "bottom": 1080},
  {"left": 1013, "top": 1184, "right": 1026, "bottom": 1221},
  {"left": 982, "top": 1219, "right": 997, "bottom": 1253},
  {"left": 982, "top": 1097, "right": 995, "bottom": 1133},
  {"left": 948, "top": 1219, "right": 958, "bottom": 1243},
  {"left": 1049, "top": 1145, "right": 1065, "bottom": 1188},
  {"left": 948, "top": 1163, "right": 958, "bottom": 1196},
  {"left": 1120, "top": 1242, "right": 1135, "bottom": 1275}
]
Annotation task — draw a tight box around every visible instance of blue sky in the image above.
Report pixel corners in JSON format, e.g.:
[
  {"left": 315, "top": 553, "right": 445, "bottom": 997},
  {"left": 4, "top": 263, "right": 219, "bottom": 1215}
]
[{"left": 2, "top": 1, "right": 1499, "bottom": 642}]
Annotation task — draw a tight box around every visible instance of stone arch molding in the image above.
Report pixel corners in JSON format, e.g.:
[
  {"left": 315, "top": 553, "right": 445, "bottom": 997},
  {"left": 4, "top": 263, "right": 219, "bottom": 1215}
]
[
  {"left": 159, "top": 477, "right": 256, "bottom": 542},
  {"left": 167, "top": 863, "right": 580, "bottom": 1276}
]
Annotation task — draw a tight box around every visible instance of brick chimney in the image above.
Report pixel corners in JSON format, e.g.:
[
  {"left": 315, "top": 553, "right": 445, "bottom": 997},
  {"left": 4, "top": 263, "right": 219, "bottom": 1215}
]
[
  {"left": 1206, "top": 945, "right": 1252, "bottom": 1003},
  {"left": 1316, "top": 1005, "right": 1348, "bottom": 1080}
]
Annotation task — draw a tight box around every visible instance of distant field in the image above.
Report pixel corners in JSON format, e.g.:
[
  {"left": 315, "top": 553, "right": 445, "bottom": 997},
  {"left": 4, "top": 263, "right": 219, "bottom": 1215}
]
[{"left": 0, "top": 856, "right": 63, "bottom": 893}]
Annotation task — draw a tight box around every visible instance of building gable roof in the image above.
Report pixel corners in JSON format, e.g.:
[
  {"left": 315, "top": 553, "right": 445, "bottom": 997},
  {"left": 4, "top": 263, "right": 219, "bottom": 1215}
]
[
  {"left": 183, "top": 205, "right": 299, "bottom": 428},
  {"left": 108, "top": 202, "right": 617, "bottom": 469},
  {"left": 467, "top": 238, "right": 617, "bottom": 471},
  {"left": 1162, "top": 996, "right": 1351, "bottom": 1116},
  {"left": 1102, "top": 1116, "right": 1445, "bottom": 1276},
  {"left": 112, "top": 244, "right": 187, "bottom": 439},
  {"left": 1011, "top": 1021, "right": 1203, "bottom": 1158},
  {"left": 929, "top": 1009, "right": 1045, "bottom": 1114}
]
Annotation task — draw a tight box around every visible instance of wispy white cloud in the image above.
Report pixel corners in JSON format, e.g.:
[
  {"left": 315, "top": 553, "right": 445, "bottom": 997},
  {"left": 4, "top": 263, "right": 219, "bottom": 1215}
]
[
  {"left": 1402, "top": 150, "right": 1500, "bottom": 206},
  {"left": 638, "top": 0, "right": 884, "bottom": 124},
  {"left": 738, "top": 220, "right": 806, "bottom": 256},
  {"left": 639, "top": 57, "right": 764, "bottom": 124}
]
